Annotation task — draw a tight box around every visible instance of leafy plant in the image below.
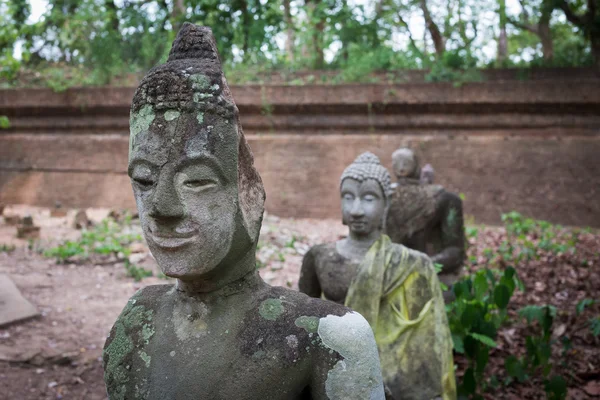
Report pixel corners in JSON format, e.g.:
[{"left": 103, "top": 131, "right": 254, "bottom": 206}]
[
  {"left": 447, "top": 266, "right": 521, "bottom": 397},
  {"left": 0, "top": 116, "right": 9, "bottom": 129},
  {"left": 124, "top": 260, "right": 152, "bottom": 282},
  {"left": 44, "top": 218, "right": 149, "bottom": 281},
  {"left": 0, "top": 244, "right": 15, "bottom": 252},
  {"left": 503, "top": 304, "right": 567, "bottom": 399}
]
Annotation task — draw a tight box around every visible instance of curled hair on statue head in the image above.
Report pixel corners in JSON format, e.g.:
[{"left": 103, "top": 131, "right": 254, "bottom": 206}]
[{"left": 339, "top": 152, "right": 392, "bottom": 231}]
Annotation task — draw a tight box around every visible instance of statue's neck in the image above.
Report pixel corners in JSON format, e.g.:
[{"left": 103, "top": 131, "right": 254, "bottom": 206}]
[
  {"left": 396, "top": 176, "right": 420, "bottom": 186},
  {"left": 175, "top": 248, "right": 262, "bottom": 300},
  {"left": 338, "top": 229, "right": 382, "bottom": 261}
]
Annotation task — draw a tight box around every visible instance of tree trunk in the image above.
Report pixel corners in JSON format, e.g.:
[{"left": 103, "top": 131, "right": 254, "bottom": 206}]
[
  {"left": 497, "top": 0, "right": 508, "bottom": 65},
  {"left": 538, "top": 15, "right": 553, "bottom": 61},
  {"left": 306, "top": 0, "right": 325, "bottom": 69},
  {"left": 592, "top": 35, "right": 600, "bottom": 72},
  {"left": 283, "top": 0, "right": 295, "bottom": 63},
  {"left": 420, "top": 0, "right": 445, "bottom": 57},
  {"left": 240, "top": 0, "right": 250, "bottom": 59},
  {"left": 172, "top": 0, "right": 185, "bottom": 32},
  {"left": 105, "top": 0, "right": 119, "bottom": 31}
]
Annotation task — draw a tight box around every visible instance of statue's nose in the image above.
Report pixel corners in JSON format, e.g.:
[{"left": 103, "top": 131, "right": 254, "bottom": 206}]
[
  {"left": 149, "top": 176, "right": 184, "bottom": 219},
  {"left": 350, "top": 199, "right": 365, "bottom": 217}
]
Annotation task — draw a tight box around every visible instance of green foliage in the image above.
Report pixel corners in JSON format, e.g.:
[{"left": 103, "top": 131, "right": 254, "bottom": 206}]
[
  {"left": 502, "top": 304, "right": 567, "bottom": 399},
  {"left": 499, "top": 212, "right": 574, "bottom": 265},
  {"left": 285, "top": 236, "right": 297, "bottom": 249},
  {"left": 124, "top": 260, "right": 153, "bottom": 282},
  {"left": 447, "top": 266, "right": 521, "bottom": 397},
  {"left": 0, "top": 116, "right": 9, "bottom": 129},
  {"left": 590, "top": 317, "right": 600, "bottom": 337},
  {"left": 0, "top": 0, "right": 596, "bottom": 87},
  {"left": 0, "top": 244, "right": 16, "bottom": 253},
  {"left": 44, "top": 218, "right": 151, "bottom": 281}
]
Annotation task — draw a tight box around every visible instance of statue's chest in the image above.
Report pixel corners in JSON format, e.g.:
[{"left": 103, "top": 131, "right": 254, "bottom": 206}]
[
  {"left": 315, "top": 250, "right": 359, "bottom": 304},
  {"left": 120, "top": 308, "right": 311, "bottom": 400}
]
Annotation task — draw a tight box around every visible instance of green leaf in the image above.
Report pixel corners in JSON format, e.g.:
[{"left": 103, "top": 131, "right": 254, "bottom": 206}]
[
  {"left": 469, "top": 332, "right": 497, "bottom": 348},
  {"left": 461, "top": 367, "right": 476, "bottom": 395},
  {"left": 452, "top": 334, "right": 465, "bottom": 353},
  {"left": 461, "top": 303, "right": 478, "bottom": 330},
  {"left": 473, "top": 273, "right": 488, "bottom": 301},
  {"left": 589, "top": 317, "right": 600, "bottom": 337},
  {"left": 544, "top": 375, "right": 567, "bottom": 400},
  {"left": 576, "top": 298, "right": 595, "bottom": 315},
  {"left": 0, "top": 116, "right": 10, "bottom": 129},
  {"left": 494, "top": 284, "right": 511, "bottom": 309},
  {"left": 505, "top": 355, "right": 527, "bottom": 382}
]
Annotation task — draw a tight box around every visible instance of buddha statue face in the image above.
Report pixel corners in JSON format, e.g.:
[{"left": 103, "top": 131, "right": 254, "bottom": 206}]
[
  {"left": 341, "top": 178, "right": 386, "bottom": 237},
  {"left": 129, "top": 108, "right": 242, "bottom": 279},
  {"left": 392, "top": 148, "right": 418, "bottom": 179}
]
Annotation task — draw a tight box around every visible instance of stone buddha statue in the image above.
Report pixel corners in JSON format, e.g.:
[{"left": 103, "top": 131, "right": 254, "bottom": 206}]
[
  {"left": 385, "top": 148, "right": 465, "bottom": 296},
  {"left": 299, "top": 152, "right": 456, "bottom": 400},
  {"left": 103, "top": 23, "right": 385, "bottom": 400}
]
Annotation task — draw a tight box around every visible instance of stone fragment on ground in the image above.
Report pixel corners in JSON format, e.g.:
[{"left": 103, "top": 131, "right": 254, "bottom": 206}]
[
  {"left": 73, "top": 209, "right": 92, "bottom": 230},
  {"left": 0, "top": 274, "right": 40, "bottom": 328},
  {"left": 16, "top": 215, "right": 41, "bottom": 239}
]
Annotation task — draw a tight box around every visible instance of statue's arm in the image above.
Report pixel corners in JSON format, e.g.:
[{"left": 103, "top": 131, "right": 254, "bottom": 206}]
[
  {"left": 431, "top": 192, "right": 465, "bottom": 274},
  {"left": 299, "top": 247, "right": 322, "bottom": 298},
  {"left": 311, "top": 312, "right": 386, "bottom": 400}
]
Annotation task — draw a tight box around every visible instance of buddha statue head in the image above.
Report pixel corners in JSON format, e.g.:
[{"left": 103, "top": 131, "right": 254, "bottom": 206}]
[
  {"left": 128, "top": 23, "right": 265, "bottom": 288},
  {"left": 391, "top": 147, "right": 420, "bottom": 181},
  {"left": 339, "top": 152, "right": 392, "bottom": 239}
]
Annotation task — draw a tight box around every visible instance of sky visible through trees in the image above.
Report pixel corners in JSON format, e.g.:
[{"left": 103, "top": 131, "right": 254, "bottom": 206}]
[{"left": 0, "top": 0, "right": 598, "bottom": 87}]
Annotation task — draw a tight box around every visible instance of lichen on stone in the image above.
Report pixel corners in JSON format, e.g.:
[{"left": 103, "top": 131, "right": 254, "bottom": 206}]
[
  {"left": 295, "top": 315, "right": 320, "bottom": 333},
  {"left": 258, "top": 298, "right": 284, "bottom": 321},
  {"left": 138, "top": 351, "right": 151, "bottom": 368},
  {"left": 190, "top": 74, "right": 210, "bottom": 91},
  {"left": 164, "top": 110, "right": 180, "bottom": 121},
  {"left": 129, "top": 105, "right": 155, "bottom": 156}
]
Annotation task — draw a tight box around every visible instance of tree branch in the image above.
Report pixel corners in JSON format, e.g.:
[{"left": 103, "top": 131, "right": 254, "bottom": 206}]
[
  {"left": 558, "top": 0, "right": 585, "bottom": 27},
  {"left": 507, "top": 16, "right": 538, "bottom": 34},
  {"left": 397, "top": 12, "right": 424, "bottom": 59}
]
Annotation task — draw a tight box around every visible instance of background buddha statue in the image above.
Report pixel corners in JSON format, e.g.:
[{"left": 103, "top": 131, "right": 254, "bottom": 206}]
[
  {"left": 299, "top": 152, "right": 456, "bottom": 400},
  {"left": 102, "top": 23, "right": 385, "bottom": 400},
  {"left": 386, "top": 147, "right": 466, "bottom": 297}
]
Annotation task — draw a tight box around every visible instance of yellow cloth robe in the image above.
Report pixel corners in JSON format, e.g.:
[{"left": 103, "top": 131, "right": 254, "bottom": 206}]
[{"left": 345, "top": 235, "right": 456, "bottom": 400}]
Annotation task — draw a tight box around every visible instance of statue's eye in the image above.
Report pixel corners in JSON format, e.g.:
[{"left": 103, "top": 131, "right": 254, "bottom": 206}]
[
  {"left": 184, "top": 179, "right": 215, "bottom": 189},
  {"left": 364, "top": 195, "right": 375, "bottom": 202},
  {"left": 133, "top": 177, "right": 154, "bottom": 189}
]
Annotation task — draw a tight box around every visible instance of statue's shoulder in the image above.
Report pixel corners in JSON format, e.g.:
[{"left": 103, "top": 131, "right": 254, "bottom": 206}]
[
  {"left": 390, "top": 242, "right": 435, "bottom": 272},
  {"left": 103, "top": 285, "right": 173, "bottom": 396},
  {"left": 123, "top": 284, "right": 174, "bottom": 311},
  {"left": 244, "top": 285, "right": 380, "bottom": 377},
  {"left": 255, "top": 285, "right": 350, "bottom": 324},
  {"left": 304, "top": 242, "right": 337, "bottom": 263},
  {"left": 105, "top": 285, "right": 173, "bottom": 345}
]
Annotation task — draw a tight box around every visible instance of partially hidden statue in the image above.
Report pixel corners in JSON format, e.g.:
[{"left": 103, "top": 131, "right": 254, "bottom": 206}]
[
  {"left": 299, "top": 152, "right": 456, "bottom": 400},
  {"left": 103, "top": 24, "right": 386, "bottom": 400},
  {"left": 385, "top": 148, "right": 465, "bottom": 296}
]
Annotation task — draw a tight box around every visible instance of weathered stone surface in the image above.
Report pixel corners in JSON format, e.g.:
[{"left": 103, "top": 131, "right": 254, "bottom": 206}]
[{"left": 0, "top": 274, "right": 39, "bottom": 328}]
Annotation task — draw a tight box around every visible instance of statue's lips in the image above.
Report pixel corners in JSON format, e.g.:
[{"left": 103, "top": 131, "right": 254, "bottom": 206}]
[
  {"left": 349, "top": 220, "right": 367, "bottom": 229},
  {"left": 147, "top": 231, "right": 197, "bottom": 249}
]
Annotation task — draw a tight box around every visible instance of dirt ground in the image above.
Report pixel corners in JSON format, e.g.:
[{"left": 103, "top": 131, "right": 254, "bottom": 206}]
[{"left": 0, "top": 205, "right": 598, "bottom": 399}]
